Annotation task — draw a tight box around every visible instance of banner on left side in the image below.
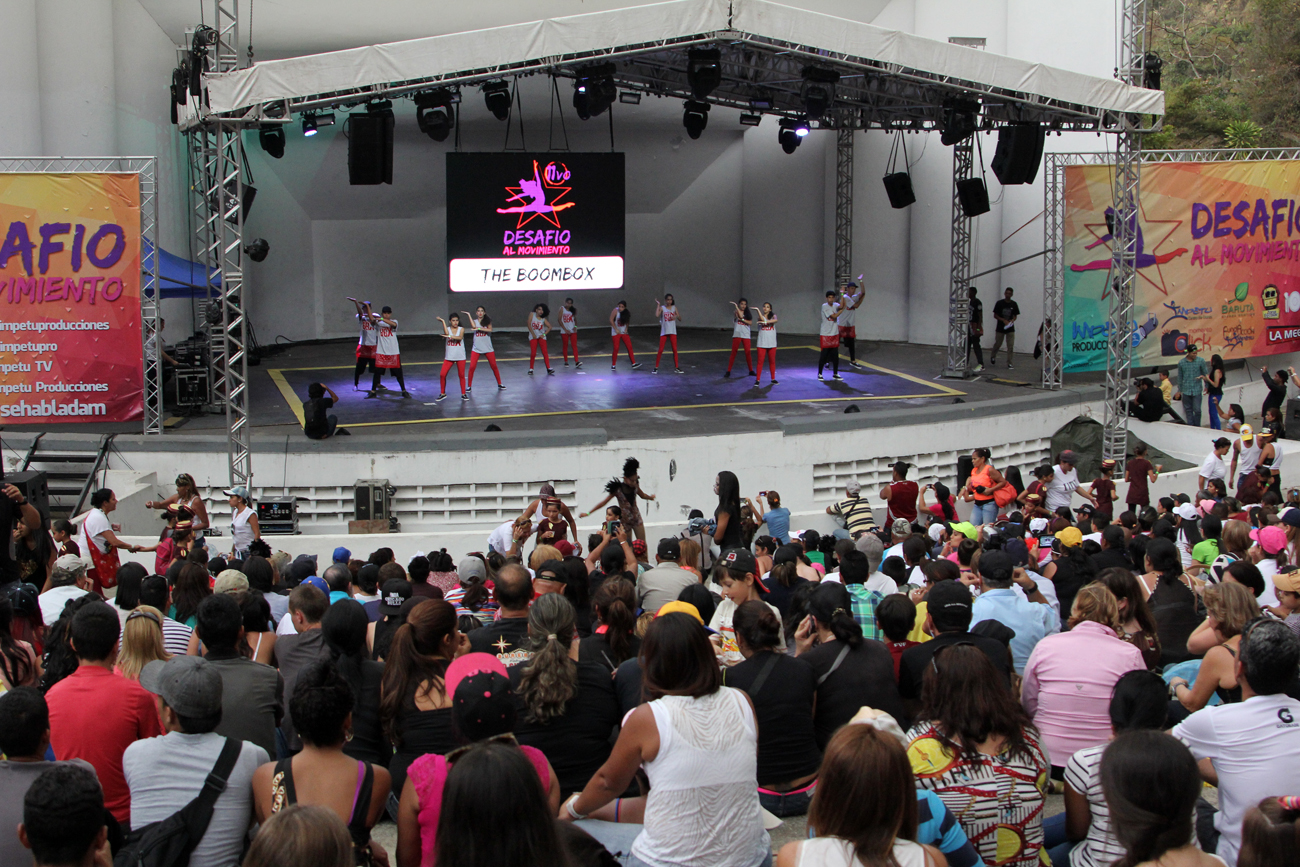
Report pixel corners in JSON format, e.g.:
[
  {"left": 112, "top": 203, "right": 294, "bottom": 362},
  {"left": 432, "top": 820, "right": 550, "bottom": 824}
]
[{"left": 0, "top": 173, "right": 143, "bottom": 423}]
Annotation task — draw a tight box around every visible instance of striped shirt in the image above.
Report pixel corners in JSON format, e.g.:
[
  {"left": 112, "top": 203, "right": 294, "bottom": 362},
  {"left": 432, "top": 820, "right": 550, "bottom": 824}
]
[
  {"left": 831, "top": 496, "right": 877, "bottom": 535},
  {"left": 1065, "top": 745, "right": 1126, "bottom": 867},
  {"left": 160, "top": 615, "right": 193, "bottom": 657}
]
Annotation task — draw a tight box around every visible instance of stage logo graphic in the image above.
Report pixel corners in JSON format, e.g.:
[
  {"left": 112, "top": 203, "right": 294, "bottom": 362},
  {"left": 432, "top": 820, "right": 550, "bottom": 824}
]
[{"left": 498, "top": 160, "right": 574, "bottom": 225}]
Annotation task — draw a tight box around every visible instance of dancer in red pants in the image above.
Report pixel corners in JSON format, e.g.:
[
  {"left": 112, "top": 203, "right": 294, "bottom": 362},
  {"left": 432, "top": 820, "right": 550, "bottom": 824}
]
[
  {"left": 610, "top": 300, "right": 640, "bottom": 370},
  {"left": 755, "top": 302, "right": 778, "bottom": 385},
  {"left": 527, "top": 303, "right": 555, "bottom": 375},
  {"left": 724, "top": 298, "right": 755, "bottom": 378},
  {"left": 654, "top": 294, "right": 683, "bottom": 374},
  {"left": 434, "top": 313, "right": 468, "bottom": 401},
  {"left": 464, "top": 306, "right": 505, "bottom": 391},
  {"left": 559, "top": 298, "right": 582, "bottom": 368}
]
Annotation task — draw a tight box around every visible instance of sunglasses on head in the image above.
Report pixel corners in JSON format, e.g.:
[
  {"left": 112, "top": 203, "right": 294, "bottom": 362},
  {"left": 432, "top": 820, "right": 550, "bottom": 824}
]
[
  {"left": 446, "top": 732, "right": 517, "bottom": 764},
  {"left": 929, "top": 639, "right": 977, "bottom": 675}
]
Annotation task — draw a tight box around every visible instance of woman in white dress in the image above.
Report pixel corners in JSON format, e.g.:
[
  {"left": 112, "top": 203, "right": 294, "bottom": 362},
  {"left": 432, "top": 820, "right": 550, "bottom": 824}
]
[
  {"left": 725, "top": 298, "right": 755, "bottom": 378},
  {"left": 435, "top": 313, "right": 469, "bottom": 401},
  {"left": 755, "top": 302, "right": 778, "bottom": 386},
  {"left": 463, "top": 306, "right": 505, "bottom": 391},
  {"left": 225, "top": 485, "right": 259, "bottom": 560},
  {"left": 527, "top": 303, "right": 555, "bottom": 376},
  {"left": 610, "top": 301, "right": 640, "bottom": 371},
  {"left": 654, "top": 295, "right": 683, "bottom": 374},
  {"left": 560, "top": 297, "right": 582, "bottom": 368}
]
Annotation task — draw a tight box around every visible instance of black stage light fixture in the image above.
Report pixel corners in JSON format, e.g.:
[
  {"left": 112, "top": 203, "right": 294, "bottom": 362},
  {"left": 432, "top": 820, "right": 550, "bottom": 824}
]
[
  {"left": 801, "top": 66, "right": 840, "bottom": 121},
  {"left": 243, "top": 238, "right": 270, "bottom": 262},
  {"left": 415, "top": 90, "right": 455, "bottom": 142},
  {"left": 687, "top": 48, "right": 722, "bottom": 100},
  {"left": 739, "top": 113, "right": 762, "bottom": 126},
  {"left": 778, "top": 117, "right": 808, "bottom": 154},
  {"left": 619, "top": 91, "right": 641, "bottom": 105},
  {"left": 258, "top": 125, "right": 285, "bottom": 159},
  {"left": 573, "top": 63, "right": 617, "bottom": 120},
  {"left": 302, "top": 113, "right": 319, "bottom": 136},
  {"left": 482, "top": 81, "right": 512, "bottom": 121},
  {"left": 682, "top": 100, "right": 710, "bottom": 139},
  {"left": 940, "top": 97, "right": 980, "bottom": 146},
  {"left": 1143, "top": 52, "right": 1163, "bottom": 90}
]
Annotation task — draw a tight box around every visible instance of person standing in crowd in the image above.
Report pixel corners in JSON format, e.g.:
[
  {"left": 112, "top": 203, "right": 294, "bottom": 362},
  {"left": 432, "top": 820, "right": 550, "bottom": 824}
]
[
  {"left": 559, "top": 297, "right": 581, "bottom": 368},
  {"left": 1090, "top": 459, "right": 1118, "bottom": 516},
  {"left": 1175, "top": 344, "right": 1210, "bottom": 426},
  {"left": 836, "top": 279, "right": 865, "bottom": 368},
  {"left": 709, "top": 470, "right": 744, "bottom": 552},
  {"left": 464, "top": 305, "right": 506, "bottom": 391},
  {"left": 434, "top": 313, "right": 469, "bottom": 401},
  {"left": 654, "top": 294, "right": 683, "bottom": 374},
  {"left": 990, "top": 286, "right": 1020, "bottom": 369},
  {"left": 1206, "top": 354, "right": 1227, "bottom": 430},
  {"left": 818, "top": 289, "right": 844, "bottom": 381},
  {"left": 302, "top": 382, "right": 347, "bottom": 439},
  {"left": 1259, "top": 365, "right": 1290, "bottom": 420},
  {"left": 367, "top": 304, "right": 410, "bottom": 398},
  {"left": 610, "top": 300, "right": 640, "bottom": 370},
  {"left": 826, "top": 480, "right": 878, "bottom": 539},
  {"left": 144, "top": 472, "right": 211, "bottom": 536},
  {"left": 724, "top": 297, "right": 756, "bottom": 378},
  {"left": 754, "top": 302, "right": 778, "bottom": 385},
  {"left": 962, "top": 448, "right": 1009, "bottom": 525},
  {"left": 224, "top": 484, "right": 260, "bottom": 560},
  {"left": 1232, "top": 424, "right": 1264, "bottom": 493},
  {"left": 881, "top": 462, "right": 920, "bottom": 527},
  {"left": 78, "top": 488, "right": 138, "bottom": 596},
  {"left": 526, "top": 303, "right": 555, "bottom": 376},
  {"left": 1045, "top": 450, "right": 1097, "bottom": 514},
  {"left": 1125, "top": 444, "right": 1160, "bottom": 511},
  {"left": 748, "top": 491, "right": 790, "bottom": 545},
  {"left": 966, "top": 286, "right": 985, "bottom": 373},
  {"left": 348, "top": 298, "right": 379, "bottom": 389}
]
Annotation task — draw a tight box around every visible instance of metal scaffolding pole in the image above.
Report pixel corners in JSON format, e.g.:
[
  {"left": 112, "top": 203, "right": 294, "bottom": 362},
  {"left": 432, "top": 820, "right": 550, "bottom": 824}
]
[
  {"left": 834, "top": 127, "right": 853, "bottom": 284},
  {"left": 1041, "top": 153, "right": 1066, "bottom": 390},
  {"left": 942, "top": 137, "right": 975, "bottom": 377}
]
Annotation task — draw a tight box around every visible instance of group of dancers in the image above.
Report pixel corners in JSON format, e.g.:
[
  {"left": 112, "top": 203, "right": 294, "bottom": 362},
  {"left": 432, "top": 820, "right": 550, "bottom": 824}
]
[{"left": 347, "top": 280, "right": 867, "bottom": 400}]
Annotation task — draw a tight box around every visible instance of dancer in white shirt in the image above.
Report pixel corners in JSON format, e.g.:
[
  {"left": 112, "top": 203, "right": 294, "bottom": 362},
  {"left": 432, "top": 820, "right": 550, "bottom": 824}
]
[
  {"left": 559, "top": 297, "right": 582, "bottom": 368},
  {"left": 818, "top": 290, "right": 843, "bottom": 381},
  {"left": 527, "top": 304, "right": 555, "bottom": 376},
  {"left": 366, "top": 305, "right": 410, "bottom": 398},
  {"left": 838, "top": 278, "right": 865, "bottom": 368},
  {"left": 654, "top": 294, "right": 683, "bottom": 374},
  {"left": 435, "top": 313, "right": 469, "bottom": 401},
  {"left": 725, "top": 298, "right": 755, "bottom": 378},
  {"left": 347, "top": 297, "right": 378, "bottom": 389},
  {"left": 610, "top": 301, "right": 640, "bottom": 370},
  {"left": 755, "top": 302, "right": 778, "bottom": 386},
  {"left": 463, "top": 306, "right": 505, "bottom": 391}
]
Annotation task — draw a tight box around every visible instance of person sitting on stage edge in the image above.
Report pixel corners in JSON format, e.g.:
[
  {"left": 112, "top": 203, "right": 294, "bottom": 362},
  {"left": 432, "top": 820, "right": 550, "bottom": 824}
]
[{"left": 303, "top": 382, "right": 349, "bottom": 439}]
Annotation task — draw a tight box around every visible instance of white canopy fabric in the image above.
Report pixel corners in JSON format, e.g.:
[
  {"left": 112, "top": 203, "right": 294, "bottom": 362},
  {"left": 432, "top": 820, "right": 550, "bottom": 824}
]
[{"left": 203, "top": 0, "right": 1163, "bottom": 118}]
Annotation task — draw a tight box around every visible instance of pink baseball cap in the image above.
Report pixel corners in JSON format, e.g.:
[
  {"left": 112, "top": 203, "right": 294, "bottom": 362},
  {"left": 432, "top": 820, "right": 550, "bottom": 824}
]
[
  {"left": 1250, "top": 525, "right": 1287, "bottom": 556},
  {"left": 444, "top": 652, "right": 509, "bottom": 701}
]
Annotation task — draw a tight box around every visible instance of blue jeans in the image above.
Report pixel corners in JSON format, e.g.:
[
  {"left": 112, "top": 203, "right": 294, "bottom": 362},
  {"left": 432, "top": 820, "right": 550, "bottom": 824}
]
[
  {"left": 1182, "top": 393, "right": 1202, "bottom": 427},
  {"left": 1208, "top": 394, "right": 1221, "bottom": 430},
  {"left": 759, "top": 782, "right": 816, "bottom": 817},
  {"left": 970, "top": 500, "right": 999, "bottom": 525},
  {"left": 1043, "top": 812, "right": 1074, "bottom": 867}
]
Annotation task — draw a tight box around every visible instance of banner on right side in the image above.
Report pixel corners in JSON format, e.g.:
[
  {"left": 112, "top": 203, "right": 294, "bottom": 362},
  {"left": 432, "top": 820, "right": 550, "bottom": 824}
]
[{"left": 1063, "top": 160, "right": 1300, "bottom": 372}]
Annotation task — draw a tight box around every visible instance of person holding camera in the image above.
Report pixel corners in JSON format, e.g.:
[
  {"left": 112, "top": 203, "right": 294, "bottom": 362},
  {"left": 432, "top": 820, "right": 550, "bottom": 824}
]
[
  {"left": 746, "top": 491, "right": 791, "bottom": 545},
  {"left": 1173, "top": 344, "right": 1209, "bottom": 426}
]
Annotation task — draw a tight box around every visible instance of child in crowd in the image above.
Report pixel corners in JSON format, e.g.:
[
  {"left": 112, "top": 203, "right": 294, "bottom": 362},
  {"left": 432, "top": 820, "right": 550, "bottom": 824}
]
[
  {"left": 1090, "top": 460, "right": 1118, "bottom": 517},
  {"left": 877, "top": 594, "right": 918, "bottom": 678}
]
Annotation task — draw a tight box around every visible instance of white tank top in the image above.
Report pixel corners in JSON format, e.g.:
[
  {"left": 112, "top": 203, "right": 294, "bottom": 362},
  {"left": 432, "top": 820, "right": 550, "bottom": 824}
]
[
  {"left": 757, "top": 319, "right": 777, "bottom": 348},
  {"left": 470, "top": 319, "right": 493, "bottom": 354},
  {"left": 230, "top": 506, "right": 255, "bottom": 552},
  {"left": 611, "top": 309, "right": 628, "bottom": 336},
  {"left": 631, "top": 688, "right": 767, "bottom": 867},
  {"left": 445, "top": 327, "right": 466, "bottom": 361},
  {"left": 528, "top": 315, "right": 546, "bottom": 339},
  {"left": 796, "top": 838, "right": 930, "bottom": 867},
  {"left": 560, "top": 308, "right": 577, "bottom": 334},
  {"left": 733, "top": 311, "right": 752, "bottom": 340},
  {"left": 1238, "top": 440, "right": 1261, "bottom": 475},
  {"left": 660, "top": 306, "right": 678, "bottom": 336}
]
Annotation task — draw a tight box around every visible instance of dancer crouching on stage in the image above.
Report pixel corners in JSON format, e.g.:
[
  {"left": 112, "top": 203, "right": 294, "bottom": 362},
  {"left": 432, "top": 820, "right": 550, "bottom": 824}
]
[
  {"left": 654, "top": 294, "right": 683, "bottom": 374},
  {"left": 348, "top": 297, "right": 378, "bottom": 389},
  {"left": 367, "top": 305, "right": 411, "bottom": 398},
  {"left": 755, "top": 302, "right": 778, "bottom": 385},
  {"left": 610, "top": 300, "right": 640, "bottom": 370},
  {"left": 838, "top": 277, "right": 864, "bottom": 368},
  {"left": 435, "top": 313, "right": 469, "bottom": 401},
  {"left": 560, "top": 297, "right": 582, "bottom": 368},
  {"left": 527, "top": 303, "right": 555, "bottom": 376},
  {"left": 464, "top": 306, "right": 505, "bottom": 391},
  {"left": 817, "top": 289, "right": 844, "bottom": 381},
  {"left": 724, "top": 298, "right": 755, "bottom": 378}
]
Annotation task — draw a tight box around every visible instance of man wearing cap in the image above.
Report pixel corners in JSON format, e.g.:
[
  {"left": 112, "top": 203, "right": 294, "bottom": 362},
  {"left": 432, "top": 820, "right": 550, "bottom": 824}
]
[
  {"left": 271, "top": 583, "right": 330, "bottom": 754},
  {"left": 468, "top": 564, "right": 534, "bottom": 667},
  {"left": 899, "top": 580, "right": 1013, "bottom": 710},
  {"left": 223, "top": 485, "right": 258, "bottom": 561},
  {"left": 124, "top": 655, "right": 266, "bottom": 867},
  {"left": 196, "top": 594, "right": 283, "bottom": 758},
  {"left": 533, "top": 560, "right": 567, "bottom": 598},
  {"left": 710, "top": 548, "right": 783, "bottom": 666},
  {"left": 1044, "top": 451, "right": 1097, "bottom": 513},
  {"left": 636, "top": 538, "right": 696, "bottom": 614},
  {"left": 38, "top": 554, "right": 95, "bottom": 626},
  {"left": 1270, "top": 569, "right": 1300, "bottom": 637},
  {"left": 970, "top": 550, "right": 1059, "bottom": 674},
  {"left": 1174, "top": 343, "right": 1209, "bottom": 426},
  {"left": 826, "top": 481, "right": 878, "bottom": 540},
  {"left": 883, "top": 518, "right": 912, "bottom": 562},
  {"left": 1230, "top": 424, "right": 1262, "bottom": 491}
]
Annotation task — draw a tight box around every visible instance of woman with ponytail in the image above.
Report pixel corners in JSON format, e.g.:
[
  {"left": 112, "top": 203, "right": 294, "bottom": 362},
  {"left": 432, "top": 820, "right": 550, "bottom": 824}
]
[
  {"left": 511, "top": 593, "right": 620, "bottom": 797},
  {"left": 380, "top": 599, "right": 465, "bottom": 799},
  {"left": 1140, "top": 537, "right": 1201, "bottom": 666},
  {"left": 322, "top": 599, "right": 390, "bottom": 768},
  {"left": 795, "top": 582, "right": 906, "bottom": 750},
  {"left": 578, "top": 577, "right": 640, "bottom": 672},
  {"left": 921, "top": 481, "right": 958, "bottom": 522}
]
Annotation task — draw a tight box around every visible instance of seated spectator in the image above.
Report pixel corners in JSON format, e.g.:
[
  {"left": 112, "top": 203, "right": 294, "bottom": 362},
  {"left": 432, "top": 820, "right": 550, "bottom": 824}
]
[
  {"left": 1091, "top": 525, "right": 1133, "bottom": 572},
  {"left": 0, "top": 688, "right": 95, "bottom": 867},
  {"left": 776, "top": 723, "right": 947, "bottom": 867},
  {"left": 253, "top": 660, "right": 391, "bottom": 865},
  {"left": 380, "top": 599, "right": 463, "bottom": 800},
  {"left": 244, "top": 804, "right": 354, "bottom": 867},
  {"left": 1096, "top": 568, "right": 1163, "bottom": 670},
  {"left": 878, "top": 594, "right": 919, "bottom": 677},
  {"left": 18, "top": 763, "right": 109, "bottom": 867},
  {"left": 710, "top": 548, "right": 784, "bottom": 666},
  {"left": 196, "top": 592, "right": 284, "bottom": 759},
  {"left": 578, "top": 577, "right": 640, "bottom": 673},
  {"left": 239, "top": 589, "right": 278, "bottom": 665},
  {"left": 37, "top": 555, "right": 93, "bottom": 627},
  {"left": 4, "top": 582, "right": 45, "bottom": 657},
  {"left": 970, "top": 550, "right": 1059, "bottom": 673},
  {"left": 170, "top": 561, "right": 212, "bottom": 628},
  {"left": 322, "top": 563, "right": 354, "bottom": 605},
  {"left": 406, "top": 556, "right": 439, "bottom": 601},
  {"left": 321, "top": 599, "right": 389, "bottom": 768},
  {"left": 762, "top": 550, "right": 812, "bottom": 619},
  {"left": 1022, "top": 583, "right": 1145, "bottom": 771},
  {"left": 725, "top": 600, "right": 821, "bottom": 818},
  {"left": 1041, "top": 529, "right": 1097, "bottom": 620},
  {"left": 1173, "top": 619, "right": 1300, "bottom": 864},
  {"left": 445, "top": 556, "right": 496, "bottom": 626},
  {"left": 395, "top": 652, "right": 562, "bottom": 866},
  {"left": 273, "top": 583, "right": 330, "bottom": 753},
  {"left": 0, "top": 592, "right": 40, "bottom": 690},
  {"left": 907, "top": 644, "right": 1049, "bottom": 867},
  {"left": 425, "top": 549, "right": 460, "bottom": 596},
  {"left": 899, "top": 579, "right": 1013, "bottom": 708},
  {"left": 636, "top": 538, "right": 696, "bottom": 614},
  {"left": 1141, "top": 537, "right": 1202, "bottom": 666},
  {"left": 467, "top": 563, "right": 533, "bottom": 666},
  {"left": 139, "top": 574, "right": 194, "bottom": 656},
  {"left": 45, "top": 601, "right": 162, "bottom": 825},
  {"left": 839, "top": 548, "right": 894, "bottom": 642},
  {"left": 1101, "top": 730, "right": 1221, "bottom": 867},
  {"left": 371, "top": 577, "right": 413, "bottom": 660},
  {"left": 1168, "top": 581, "right": 1259, "bottom": 721},
  {"left": 1240, "top": 797, "right": 1300, "bottom": 867},
  {"left": 510, "top": 594, "right": 620, "bottom": 797},
  {"left": 795, "top": 582, "right": 906, "bottom": 749},
  {"left": 114, "top": 605, "right": 170, "bottom": 681},
  {"left": 125, "top": 655, "right": 266, "bottom": 866}
]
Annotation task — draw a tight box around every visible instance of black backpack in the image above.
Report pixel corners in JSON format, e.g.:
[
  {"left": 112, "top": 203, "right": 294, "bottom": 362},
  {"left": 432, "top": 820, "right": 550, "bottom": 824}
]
[{"left": 114, "top": 737, "right": 243, "bottom": 867}]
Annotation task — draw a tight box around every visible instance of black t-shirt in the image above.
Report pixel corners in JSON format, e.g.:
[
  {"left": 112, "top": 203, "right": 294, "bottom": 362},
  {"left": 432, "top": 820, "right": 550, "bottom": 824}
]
[
  {"left": 968, "top": 298, "right": 983, "bottom": 333},
  {"left": 613, "top": 657, "right": 644, "bottom": 717},
  {"left": 723, "top": 651, "right": 822, "bottom": 784},
  {"left": 1135, "top": 387, "right": 1164, "bottom": 422},
  {"left": 509, "top": 661, "right": 622, "bottom": 795},
  {"left": 763, "top": 576, "right": 811, "bottom": 620},
  {"left": 342, "top": 659, "right": 391, "bottom": 769},
  {"left": 1090, "top": 548, "right": 1133, "bottom": 573},
  {"left": 802, "top": 639, "right": 905, "bottom": 750},
  {"left": 0, "top": 496, "right": 18, "bottom": 585},
  {"left": 993, "top": 298, "right": 1020, "bottom": 332},
  {"left": 898, "top": 631, "right": 1013, "bottom": 700},
  {"left": 303, "top": 396, "right": 334, "bottom": 438},
  {"left": 468, "top": 617, "right": 532, "bottom": 667},
  {"left": 577, "top": 631, "right": 641, "bottom": 674}
]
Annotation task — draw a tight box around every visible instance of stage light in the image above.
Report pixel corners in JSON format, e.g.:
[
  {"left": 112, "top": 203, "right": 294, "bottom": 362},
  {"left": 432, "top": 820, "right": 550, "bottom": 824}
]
[
  {"left": 749, "top": 96, "right": 774, "bottom": 110},
  {"left": 687, "top": 48, "right": 722, "bottom": 100},
  {"left": 940, "top": 97, "right": 980, "bottom": 146},
  {"left": 1143, "top": 52, "right": 1163, "bottom": 90},
  {"left": 794, "top": 120, "right": 810, "bottom": 136},
  {"left": 243, "top": 239, "right": 270, "bottom": 262},
  {"left": 778, "top": 117, "right": 804, "bottom": 154},
  {"left": 482, "top": 81, "right": 512, "bottom": 121},
  {"left": 572, "top": 63, "right": 617, "bottom": 120},
  {"left": 258, "top": 125, "right": 285, "bottom": 159},
  {"left": 682, "top": 100, "right": 709, "bottom": 139},
  {"left": 302, "top": 114, "right": 319, "bottom": 136},
  {"left": 801, "top": 66, "right": 840, "bottom": 121},
  {"left": 414, "top": 90, "right": 454, "bottom": 142},
  {"left": 739, "top": 113, "right": 762, "bottom": 126},
  {"left": 619, "top": 91, "right": 641, "bottom": 105}
]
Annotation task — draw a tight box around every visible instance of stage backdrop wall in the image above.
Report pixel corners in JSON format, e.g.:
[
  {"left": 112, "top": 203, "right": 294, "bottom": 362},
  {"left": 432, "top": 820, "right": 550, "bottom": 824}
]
[{"left": 1064, "top": 161, "right": 1300, "bottom": 372}]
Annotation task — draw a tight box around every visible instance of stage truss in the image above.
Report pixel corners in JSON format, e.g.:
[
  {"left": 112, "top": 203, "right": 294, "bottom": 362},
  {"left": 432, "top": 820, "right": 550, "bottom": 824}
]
[{"left": 0, "top": 157, "right": 162, "bottom": 435}]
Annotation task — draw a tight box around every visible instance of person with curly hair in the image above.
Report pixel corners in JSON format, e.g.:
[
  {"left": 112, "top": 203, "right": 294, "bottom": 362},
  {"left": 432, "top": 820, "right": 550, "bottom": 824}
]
[{"left": 580, "top": 457, "right": 655, "bottom": 543}]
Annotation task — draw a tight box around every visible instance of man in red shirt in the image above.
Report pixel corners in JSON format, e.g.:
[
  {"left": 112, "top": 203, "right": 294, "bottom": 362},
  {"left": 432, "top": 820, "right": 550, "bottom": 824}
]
[
  {"left": 45, "top": 601, "right": 163, "bottom": 825},
  {"left": 879, "top": 461, "right": 919, "bottom": 526}
]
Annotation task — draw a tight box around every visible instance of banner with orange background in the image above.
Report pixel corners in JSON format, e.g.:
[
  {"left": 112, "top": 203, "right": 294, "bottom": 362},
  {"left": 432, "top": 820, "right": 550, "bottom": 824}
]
[
  {"left": 1063, "top": 160, "right": 1300, "bottom": 372},
  {"left": 0, "top": 173, "right": 143, "bottom": 422}
]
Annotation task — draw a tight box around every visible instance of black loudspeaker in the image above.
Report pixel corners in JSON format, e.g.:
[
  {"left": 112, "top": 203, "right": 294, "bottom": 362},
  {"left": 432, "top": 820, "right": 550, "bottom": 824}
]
[
  {"left": 348, "top": 113, "right": 394, "bottom": 185},
  {"left": 956, "top": 178, "right": 990, "bottom": 217},
  {"left": 955, "top": 455, "right": 974, "bottom": 491},
  {"left": 882, "top": 172, "right": 916, "bottom": 209},
  {"left": 991, "top": 123, "right": 1046, "bottom": 185},
  {"left": 7, "top": 471, "right": 49, "bottom": 520},
  {"left": 1286, "top": 398, "right": 1300, "bottom": 438}
]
